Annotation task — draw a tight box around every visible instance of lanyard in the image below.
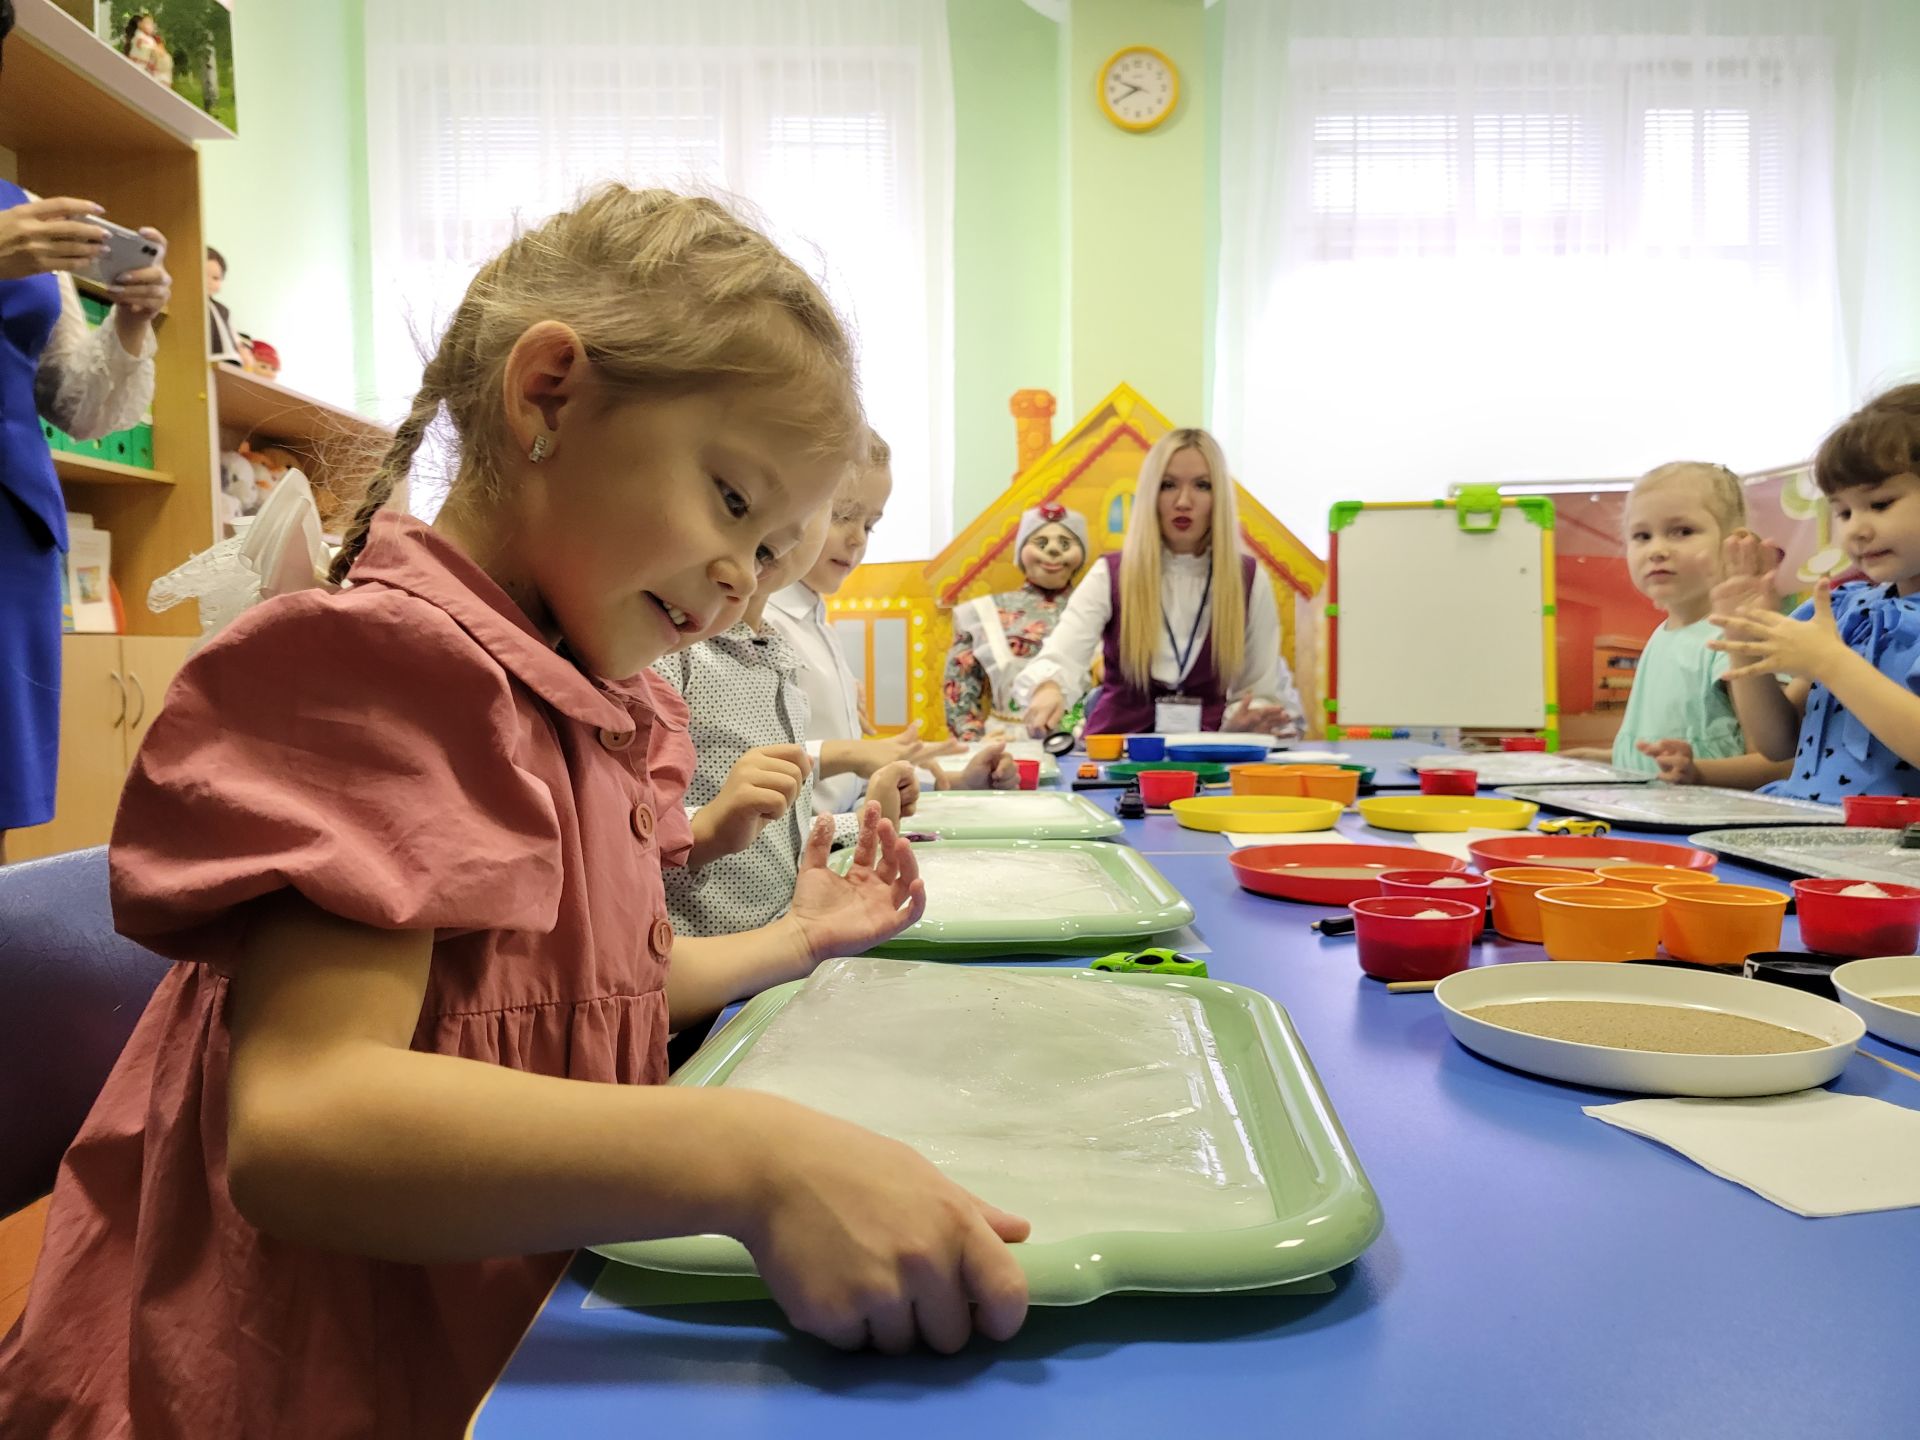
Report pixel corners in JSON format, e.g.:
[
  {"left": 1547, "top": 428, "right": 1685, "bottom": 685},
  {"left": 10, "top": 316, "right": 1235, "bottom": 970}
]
[{"left": 1163, "top": 558, "right": 1213, "bottom": 683}]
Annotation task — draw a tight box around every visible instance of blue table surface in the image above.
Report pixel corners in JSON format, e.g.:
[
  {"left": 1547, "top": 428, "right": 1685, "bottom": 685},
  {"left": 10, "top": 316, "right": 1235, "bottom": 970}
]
[{"left": 471, "top": 742, "right": 1920, "bottom": 1439}]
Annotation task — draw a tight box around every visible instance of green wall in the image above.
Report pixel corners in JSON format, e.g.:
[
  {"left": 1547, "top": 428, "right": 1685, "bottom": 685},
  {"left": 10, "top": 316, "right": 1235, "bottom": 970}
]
[
  {"left": 197, "top": 0, "right": 373, "bottom": 414},
  {"left": 949, "top": 0, "right": 1066, "bottom": 523},
  {"left": 1064, "top": 0, "right": 1209, "bottom": 427}
]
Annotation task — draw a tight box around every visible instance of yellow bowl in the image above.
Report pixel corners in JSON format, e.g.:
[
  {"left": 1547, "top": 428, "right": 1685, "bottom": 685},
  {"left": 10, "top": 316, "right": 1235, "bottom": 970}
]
[
  {"left": 1169, "top": 796, "right": 1344, "bottom": 834},
  {"left": 1357, "top": 796, "right": 1539, "bottom": 834}
]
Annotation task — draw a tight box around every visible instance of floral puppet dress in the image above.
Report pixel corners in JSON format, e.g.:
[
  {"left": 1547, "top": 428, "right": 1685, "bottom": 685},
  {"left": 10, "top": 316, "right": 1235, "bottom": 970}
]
[{"left": 942, "top": 502, "right": 1092, "bottom": 742}]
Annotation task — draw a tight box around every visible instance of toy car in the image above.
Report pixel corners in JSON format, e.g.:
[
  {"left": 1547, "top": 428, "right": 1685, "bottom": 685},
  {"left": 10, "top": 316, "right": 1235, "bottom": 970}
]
[
  {"left": 1078, "top": 763, "right": 1101, "bottom": 780},
  {"left": 1089, "top": 947, "right": 1208, "bottom": 978},
  {"left": 1536, "top": 818, "right": 1611, "bottom": 837}
]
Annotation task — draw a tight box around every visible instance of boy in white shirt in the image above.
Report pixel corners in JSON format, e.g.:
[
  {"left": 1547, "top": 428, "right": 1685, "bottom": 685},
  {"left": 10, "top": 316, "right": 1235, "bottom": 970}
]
[{"left": 767, "top": 432, "right": 1014, "bottom": 809}]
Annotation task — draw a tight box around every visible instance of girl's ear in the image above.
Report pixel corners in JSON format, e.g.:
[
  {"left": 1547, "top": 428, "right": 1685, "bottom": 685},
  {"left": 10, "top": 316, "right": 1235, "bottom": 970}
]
[{"left": 501, "top": 321, "right": 589, "bottom": 462}]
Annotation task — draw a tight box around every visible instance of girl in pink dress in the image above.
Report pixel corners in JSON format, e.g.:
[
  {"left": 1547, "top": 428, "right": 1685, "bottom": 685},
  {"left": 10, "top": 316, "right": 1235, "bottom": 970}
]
[{"left": 0, "top": 186, "right": 1030, "bottom": 1439}]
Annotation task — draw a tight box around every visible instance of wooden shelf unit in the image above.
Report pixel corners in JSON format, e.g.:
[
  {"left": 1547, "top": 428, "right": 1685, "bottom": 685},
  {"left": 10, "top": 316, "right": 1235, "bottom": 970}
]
[
  {"left": 1592, "top": 634, "right": 1644, "bottom": 713},
  {"left": 2, "top": 0, "right": 231, "bottom": 864},
  {"left": 212, "top": 366, "right": 392, "bottom": 531},
  {"left": 51, "top": 452, "right": 174, "bottom": 487},
  {"left": 2, "top": 0, "right": 228, "bottom": 642}
]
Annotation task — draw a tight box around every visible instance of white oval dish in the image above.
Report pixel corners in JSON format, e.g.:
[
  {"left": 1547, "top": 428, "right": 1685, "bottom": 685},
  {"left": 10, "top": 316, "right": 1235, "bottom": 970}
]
[
  {"left": 1830, "top": 956, "right": 1920, "bottom": 1052},
  {"left": 1433, "top": 961, "right": 1862, "bottom": 1097}
]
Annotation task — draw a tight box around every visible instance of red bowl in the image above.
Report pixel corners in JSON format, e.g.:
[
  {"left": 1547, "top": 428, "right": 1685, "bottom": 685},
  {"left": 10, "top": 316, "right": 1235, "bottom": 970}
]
[
  {"left": 1842, "top": 795, "right": 1920, "bottom": 829},
  {"left": 1467, "top": 834, "right": 1718, "bottom": 875},
  {"left": 1502, "top": 737, "right": 1549, "bottom": 752},
  {"left": 1420, "top": 768, "right": 1479, "bottom": 797},
  {"left": 1347, "top": 896, "right": 1482, "bottom": 981},
  {"left": 1379, "top": 868, "right": 1492, "bottom": 904},
  {"left": 1137, "top": 769, "right": 1199, "bottom": 806},
  {"left": 1792, "top": 878, "right": 1920, "bottom": 957},
  {"left": 1230, "top": 845, "right": 1467, "bottom": 905}
]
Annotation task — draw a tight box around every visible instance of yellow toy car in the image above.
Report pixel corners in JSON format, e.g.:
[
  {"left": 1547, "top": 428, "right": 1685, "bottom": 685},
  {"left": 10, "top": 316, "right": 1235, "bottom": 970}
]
[{"left": 1536, "top": 818, "right": 1611, "bottom": 837}]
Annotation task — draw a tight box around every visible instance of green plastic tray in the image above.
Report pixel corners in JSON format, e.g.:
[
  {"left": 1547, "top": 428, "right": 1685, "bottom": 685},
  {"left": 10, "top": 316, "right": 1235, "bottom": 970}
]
[
  {"left": 907, "top": 789, "right": 1123, "bottom": 841},
  {"left": 592, "top": 967, "right": 1384, "bottom": 1304},
  {"left": 840, "top": 838, "right": 1195, "bottom": 957},
  {"left": 1106, "top": 759, "right": 1233, "bottom": 785}
]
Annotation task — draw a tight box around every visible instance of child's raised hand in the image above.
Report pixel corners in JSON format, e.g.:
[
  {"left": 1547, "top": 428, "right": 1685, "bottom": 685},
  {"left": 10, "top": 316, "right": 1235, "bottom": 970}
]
[
  {"left": 865, "top": 759, "right": 920, "bottom": 822},
  {"left": 786, "top": 805, "right": 928, "bottom": 963},
  {"left": 1637, "top": 738, "right": 1701, "bottom": 786},
  {"left": 1709, "top": 528, "right": 1780, "bottom": 621},
  {"left": 737, "top": 1098, "right": 1029, "bottom": 1353},
  {"left": 1710, "top": 579, "right": 1846, "bottom": 683},
  {"left": 689, "top": 745, "right": 811, "bottom": 866}
]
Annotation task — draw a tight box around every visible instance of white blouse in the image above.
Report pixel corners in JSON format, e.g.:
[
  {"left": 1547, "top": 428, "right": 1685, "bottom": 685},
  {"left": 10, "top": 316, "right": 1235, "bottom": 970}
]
[
  {"left": 1012, "top": 549, "right": 1304, "bottom": 723},
  {"left": 765, "top": 581, "right": 866, "bottom": 815},
  {"left": 36, "top": 270, "right": 156, "bottom": 441}
]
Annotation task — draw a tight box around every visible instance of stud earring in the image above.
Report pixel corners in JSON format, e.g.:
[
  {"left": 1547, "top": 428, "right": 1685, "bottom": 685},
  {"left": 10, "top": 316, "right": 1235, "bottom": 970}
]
[{"left": 529, "top": 434, "right": 551, "bottom": 463}]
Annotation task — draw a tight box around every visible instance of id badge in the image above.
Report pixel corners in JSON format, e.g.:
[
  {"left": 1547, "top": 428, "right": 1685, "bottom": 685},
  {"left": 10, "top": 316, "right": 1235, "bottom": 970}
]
[{"left": 1154, "top": 696, "right": 1203, "bottom": 734}]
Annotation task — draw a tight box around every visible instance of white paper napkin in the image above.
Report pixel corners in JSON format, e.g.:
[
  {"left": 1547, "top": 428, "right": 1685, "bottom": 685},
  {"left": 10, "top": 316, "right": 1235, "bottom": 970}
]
[
  {"left": 1585, "top": 1091, "right": 1920, "bottom": 1217},
  {"left": 1224, "top": 831, "right": 1357, "bottom": 849}
]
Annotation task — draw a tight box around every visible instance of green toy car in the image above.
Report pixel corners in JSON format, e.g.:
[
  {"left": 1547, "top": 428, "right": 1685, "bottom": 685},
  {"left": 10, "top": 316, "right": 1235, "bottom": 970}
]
[{"left": 1088, "top": 947, "right": 1209, "bottom": 978}]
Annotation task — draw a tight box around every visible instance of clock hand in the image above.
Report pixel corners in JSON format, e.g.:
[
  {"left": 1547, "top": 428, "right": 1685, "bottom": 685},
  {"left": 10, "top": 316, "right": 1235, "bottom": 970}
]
[{"left": 1113, "top": 81, "right": 1143, "bottom": 100}]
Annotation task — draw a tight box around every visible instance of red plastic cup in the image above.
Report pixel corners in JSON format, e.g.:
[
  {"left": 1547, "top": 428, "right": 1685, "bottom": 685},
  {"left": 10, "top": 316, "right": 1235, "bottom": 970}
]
[
  {"left": 1013, "top": 757, "right": 1042, "bottom": 791},
  {"left": 1792, "top": 878, "right": 1920, "bottom": 957},
  {"left": 1346, "top": 896, "right": 1482, "bottom": 981},
  {"left": 1137, "top": 769, "right": 1199, "bottom": 807},
  {"left": 1420, "top": 768, "right": 1479, "bottom": 797},
  {"left": 1502, "top": 737, "right": 1548, "bottom": 752},
  {"left": 1379, "top": 869, "right": 1493, "bottom": 906},
  {"left": 1842, "top": 795, "right": 1920, "bottom": 829}
]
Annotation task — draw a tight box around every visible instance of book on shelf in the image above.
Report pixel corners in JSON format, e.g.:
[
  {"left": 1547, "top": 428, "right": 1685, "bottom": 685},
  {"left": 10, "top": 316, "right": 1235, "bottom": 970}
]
[{"left": 66, "top": 519, "right": 115, "bottom": 634}]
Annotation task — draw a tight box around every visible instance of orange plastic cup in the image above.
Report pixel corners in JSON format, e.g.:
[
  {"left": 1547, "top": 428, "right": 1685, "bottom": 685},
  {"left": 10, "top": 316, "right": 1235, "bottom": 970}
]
[
  {"left": 1230, "top": 763, "right": 1360, "bottom": 807},
  {"left": 1651, "top": 883, "right": 1788, "bottom": 966},
  {"left": 1536, "top": 886, "right": 1665, "bottom": 962},
  {"left": 1486, "top": 867, "right": 1603, "bottom": 942},
  {"left": 1085, "top": 734, "right": 1125, "bottom": 761},
  {"left": 1594, "top": 864, "right": 1722, "bottom": 894}
]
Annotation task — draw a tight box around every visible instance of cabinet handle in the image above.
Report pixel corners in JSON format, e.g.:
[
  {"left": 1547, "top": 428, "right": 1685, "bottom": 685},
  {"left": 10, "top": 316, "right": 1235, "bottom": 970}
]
[
  {"left": 109, "top": 671, "right": 127, "bottom": 728},
  {"left": 128, "top": 672, "right": 147, "bottom": 730}
]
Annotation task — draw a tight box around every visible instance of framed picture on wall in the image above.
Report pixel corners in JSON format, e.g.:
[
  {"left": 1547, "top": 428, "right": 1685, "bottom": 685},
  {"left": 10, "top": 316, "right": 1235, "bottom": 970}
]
[{"left": 102, "top": 1, "right": 238, "bottom": 133}]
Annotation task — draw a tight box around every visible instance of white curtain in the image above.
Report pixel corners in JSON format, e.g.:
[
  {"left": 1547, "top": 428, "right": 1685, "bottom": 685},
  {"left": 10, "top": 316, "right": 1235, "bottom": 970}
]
[
  {"left": 363, "top": 0, "right": 953, "bottom": 562},
  {"left": 1214, "top": 0, "right": 1915, "bottom": 551}
]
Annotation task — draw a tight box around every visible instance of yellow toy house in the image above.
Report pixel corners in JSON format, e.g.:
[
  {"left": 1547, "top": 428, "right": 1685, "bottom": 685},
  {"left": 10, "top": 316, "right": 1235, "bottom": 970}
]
[{"left": 829, "top": 384, "right": 1327, "bottom": 739}]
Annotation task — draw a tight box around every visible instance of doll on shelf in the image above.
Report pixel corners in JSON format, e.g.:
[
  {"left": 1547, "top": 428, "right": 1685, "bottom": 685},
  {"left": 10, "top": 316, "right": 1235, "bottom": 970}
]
[{"left": 943, "top": 501, "right": 1091, "bottom": 742}]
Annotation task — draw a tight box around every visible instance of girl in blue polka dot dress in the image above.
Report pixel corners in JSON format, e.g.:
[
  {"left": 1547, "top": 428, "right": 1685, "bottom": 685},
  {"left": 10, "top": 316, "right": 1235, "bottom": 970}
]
[{"left": 1712, "top": 385, "right": 1920, "bottom": 804}]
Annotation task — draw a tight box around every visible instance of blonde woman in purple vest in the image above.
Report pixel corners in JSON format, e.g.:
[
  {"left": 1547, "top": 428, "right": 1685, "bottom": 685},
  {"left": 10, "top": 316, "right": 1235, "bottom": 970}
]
[{"left": 1016, "top": 428, "right": 1303, "bottom": 739}]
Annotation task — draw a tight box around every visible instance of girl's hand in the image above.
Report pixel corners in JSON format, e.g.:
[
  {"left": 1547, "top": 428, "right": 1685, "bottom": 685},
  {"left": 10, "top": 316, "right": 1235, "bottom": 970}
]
[
  {"left": 786, "top": 806, "right": 927, "bottom": 963},
  {"left": 844, "top": 722, "right": 964, "bottom": 778},
  {"left": 865, "top": 760, "right": 920, "bottom": 822},
  {"left": 1709, "top": 529, "right": 1780, "bottom": 620},
  {"left": 0, "top": 196, "right": 108, "bottom": 280},
  {"left": 688, "top": 745, "right": 810, "bottom": 866},
  {"left": 1224, "top": 699, "right": 1301, "bottom": 739},
  {"left": 1022, "top": 681, "right": 1066, "bottom": 737},
  {"left": 1637, "top": 738, "right": 1701, "bottom": 786},
  {"left": 738, "top": 1099, "right": 1029, "bottom": 1353},
  {"left": 1711, "top": 580, "right": 1847, "bottom": 683}
]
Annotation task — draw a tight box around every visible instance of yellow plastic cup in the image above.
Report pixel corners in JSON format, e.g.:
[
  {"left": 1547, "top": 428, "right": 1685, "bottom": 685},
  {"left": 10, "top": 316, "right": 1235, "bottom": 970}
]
[
  {"left": 1651, "top": 883, "right": 1787, "bottom": 966},
  {"left": 1536, "top": 886, "right": 1666, "bottom": 962},
  {"left": 1085, "top": 734, "right": 1125, "bottom": 761},
  {"left": 1487, "top": 867, "right": 1603, "bottom": 943},
  {"left": 1230, "top": 763, "right": 1361, "bottom": 807}
]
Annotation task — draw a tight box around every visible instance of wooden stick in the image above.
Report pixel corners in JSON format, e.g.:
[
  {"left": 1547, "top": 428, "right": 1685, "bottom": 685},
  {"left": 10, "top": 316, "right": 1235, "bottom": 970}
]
[
  {"left": 1859, "top": 1048, "right": 1920, "bottom": 1085},
  {"left": 1386, "top": 980, "right": 1441, "bottom": 993}
]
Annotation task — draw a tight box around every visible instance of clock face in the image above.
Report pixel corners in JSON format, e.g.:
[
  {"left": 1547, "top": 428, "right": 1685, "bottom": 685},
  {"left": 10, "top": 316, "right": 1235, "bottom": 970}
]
[{"left": 1102, "top": 48, "right": 1176, "bottom": 130}]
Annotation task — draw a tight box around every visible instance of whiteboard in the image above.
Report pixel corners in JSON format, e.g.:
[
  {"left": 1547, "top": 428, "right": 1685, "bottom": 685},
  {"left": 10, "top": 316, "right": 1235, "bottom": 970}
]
[{"left": 1331, "top": 502, "right": 1552, "bottom": 729}]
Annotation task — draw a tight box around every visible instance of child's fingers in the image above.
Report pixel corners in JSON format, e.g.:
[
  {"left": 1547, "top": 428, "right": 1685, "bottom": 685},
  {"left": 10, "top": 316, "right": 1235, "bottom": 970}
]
[
  {"left": 897, "top": 877, "right": 928, "bottom": 927},
  {"left": 800, "top": 814, "right": 834, "bottom": 871},
  {"left": 852, "top": 802, "right": 882, "bottom": 870},
  {"left": 959, "top": 1214, "right": 1030, "bottom": 1342},
  {"left": 911, "top": 1280, "right": 974, "bottom": 1356},
  {"left": 863, "top": 1295, "right": 919, "bottom": 1356}
]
